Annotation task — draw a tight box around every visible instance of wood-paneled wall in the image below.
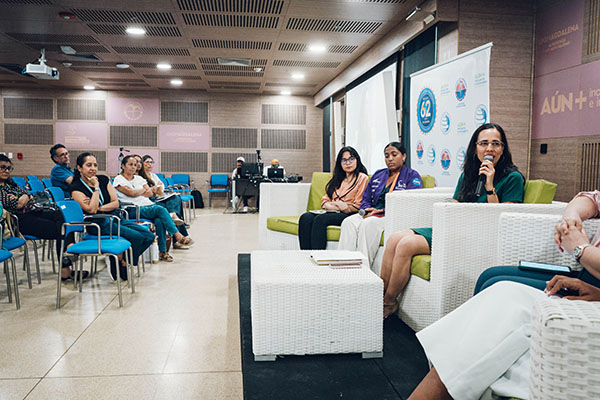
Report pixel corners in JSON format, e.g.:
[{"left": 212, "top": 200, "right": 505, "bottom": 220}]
[
  {"left": 0, "top": 89, "right": 323, "bottom": 206},
  {"left": 457, "top": 0, "right": 536, "bottom": 175}
]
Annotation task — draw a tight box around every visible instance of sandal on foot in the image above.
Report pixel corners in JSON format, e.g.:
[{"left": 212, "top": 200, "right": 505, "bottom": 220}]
[
  {"left": 173, "top": 241, "right": 189, "bottom": 250},
  {"left": 170, "top": 213, "right": 185, "bottom": 226},
  {"left": 159, "top": 252, "right": 174, "bottom": 262},
  {"left": 178, "top": 236, "right": 193, "bottom": 246}
]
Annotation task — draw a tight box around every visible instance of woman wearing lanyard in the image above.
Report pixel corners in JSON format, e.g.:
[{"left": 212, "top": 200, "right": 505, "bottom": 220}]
[
  {"left": 113, "top": 155, "right": 193, "bottom": 262},
  {"left": 70, "top": 153, "right": 154, "bottom": 280},
  {"left": 338, "top": 142, "right": 423, "bottom": 266}
]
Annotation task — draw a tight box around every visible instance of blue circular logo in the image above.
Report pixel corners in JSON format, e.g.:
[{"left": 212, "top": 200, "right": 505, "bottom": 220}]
[
  {"left": 474, "top": 104, "right": 488, "bottom": 126},
  {"left": 456, "top": 147, "right": 466, "bottom": 168},
  {"left": 427, "top": 145, "right": 436, "bottom": 165},
  {"left": 441, "top": 149, "right": 451, "bottom": 170},
  {"left": 417, "top": 88, "right": 436, "bottom": 134},
  {"left": 455, "top": 78, "right": 467, "bottom": 102},
  {"left": 441, "top": 112, "right": 451, "bottom": 135}
]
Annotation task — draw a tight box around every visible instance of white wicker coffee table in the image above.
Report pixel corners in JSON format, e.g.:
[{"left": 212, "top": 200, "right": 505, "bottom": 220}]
[{"left": 250, "top": 250, "right": 383, "bottom": 361}]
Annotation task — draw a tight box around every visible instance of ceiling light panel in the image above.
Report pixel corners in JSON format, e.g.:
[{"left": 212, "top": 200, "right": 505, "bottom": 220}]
[
  {"left": 176, "top": 0, "right": 284, "bottom": 14},
  {"left": 192, "top": 39, "right": 272, "bottom": 50},
  {"left": 89, "top": 24, "right": 182, "bottom": 37},
  {"left": 131, "top": 63, "right": 197, "bottom": 70},
  {"left": 182, "top": 14, "right": 279, "bottom": 28},
  {"left": 286, "top": 18, "right": 382, "bottom": 34},
  {"left": 70, "top": 9, "right": 176, "bottom": 25}
]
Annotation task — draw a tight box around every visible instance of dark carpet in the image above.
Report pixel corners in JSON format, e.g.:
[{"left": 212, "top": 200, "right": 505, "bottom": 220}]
[{"left": 238, "top": 254, "right": 430, "bottom": 400}]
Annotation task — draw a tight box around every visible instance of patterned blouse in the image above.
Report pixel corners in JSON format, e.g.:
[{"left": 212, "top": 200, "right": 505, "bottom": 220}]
[{"left": 0, "top": 180, "right": 33, "bottom": 213}]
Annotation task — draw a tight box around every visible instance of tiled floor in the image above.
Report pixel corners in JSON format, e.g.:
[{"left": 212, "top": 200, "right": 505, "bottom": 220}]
[{"left": 0, "top": 209, "right": 258, "bottom": 399}]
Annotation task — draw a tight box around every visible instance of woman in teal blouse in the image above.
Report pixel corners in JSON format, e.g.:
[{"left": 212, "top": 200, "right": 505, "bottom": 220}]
[{"left": 380, "top": 123, "right": 525, "bottom": 318}]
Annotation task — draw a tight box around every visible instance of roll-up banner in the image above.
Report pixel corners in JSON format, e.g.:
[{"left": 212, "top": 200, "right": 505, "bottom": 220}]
[{"left": 410, "top": 42, "right": 492, "bottom": 187}]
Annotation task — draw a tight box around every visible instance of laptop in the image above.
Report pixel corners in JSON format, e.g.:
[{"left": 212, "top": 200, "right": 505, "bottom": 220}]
[{"left": 267, "top": 167, "right": 284, "bottom": 180}]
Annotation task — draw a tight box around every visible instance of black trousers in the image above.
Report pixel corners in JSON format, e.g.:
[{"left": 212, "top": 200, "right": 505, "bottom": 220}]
[
  {"left": 298, "top": 211, "right": 350, "bottom": 250},
  {"left": 17, "top": 209, "right": 74, "bottom": 260}
]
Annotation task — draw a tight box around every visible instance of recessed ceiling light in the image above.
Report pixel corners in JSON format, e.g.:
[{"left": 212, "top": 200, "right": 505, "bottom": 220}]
[
  {"left": 115, "top": 63, "right": 130, "bottom": 69},
  {"left": 308, "top": 44, "right": 327, "bottom": 53},
  {"left": 83, "top": 85, "right": 95, "bottom": 90},
  {"left": 156, "top": 63, "right": 171, "bottom": 70},
  {"left": 291, "top": 72, "right": 305, "bottom": 80},
  {"left": 280, "top": 90, "right": 291, "bottom": 95},
  {"left": 171, "top": 79, "right": 183, "bottom": 86},
  {"left": 126, "top": 27, "right": 146, "bottom": 35}
]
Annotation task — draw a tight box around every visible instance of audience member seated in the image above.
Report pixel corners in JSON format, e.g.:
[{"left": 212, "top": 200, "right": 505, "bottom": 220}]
[
  {"left": 139, "top": 155, "right": 189, "bottom": 246},
  {"left": 232, "top": 156, "right": 252, "bottom": 213},
  {"left": 298, "top": 146, "right": 369, "bottom": 250},
  {"left": 0, "top": 154, "right": 81, "bottom": 281},
  {"left": 380, "top": 123, "right": 525, "bottom": 318},
  {"left": 70, "top": 152, "right": 154, "bottom": 280},
  {"left": 474, "top": 189, "right": 600, "bottom": 294},
  {"left": 263, "top": 159, "right": 285, "bottom": 177},
  {"left": 113, "top": 155, "right": 192, "bottom": 262},
  {"left": 132, "top": 154, "right": 143, "bottom": 175},
  {"left": 49, "top": 143, "right": 74, "bottom": 192},
  {"left": 338, "top": 141, "right": 422, "bottom": 265}
]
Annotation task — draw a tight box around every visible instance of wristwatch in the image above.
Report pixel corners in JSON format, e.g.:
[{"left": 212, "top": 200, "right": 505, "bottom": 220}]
[
  {"left": 94, "top": 187, "right": 100, "bottom": 192},
  {"left": 573, "top": 244, "right": 591, "bottom": 262},
  {"left": 486, "top": 187, "right": 496, "bottom": 196}
]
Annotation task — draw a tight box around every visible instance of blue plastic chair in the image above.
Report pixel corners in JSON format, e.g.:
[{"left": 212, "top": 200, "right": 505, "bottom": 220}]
[
  {"left": 12, "top": 177, "right": 27, "bottom": 189},
  {"left": 28, "top": 179, "right": 45, "bottom": 194},
  {"left": 156, "top": 173, "right": 165, "bottom": 181},
  {"left": 47, "top": 187, "right": 66, "bottom": 203},
  {"left": 207, "top": 174, "right": 229, "bottom": 208},
  {"left": 2, "top": 214, "right": 39, "bottom": 288},
  {"left": 167, "top": 177, "right": 195, "bottom": 220},
  {"left": 42, "top": 178, "right": 53, "bottom": 189},
  {"left": 1, "top": 226, "right": 19, "bottom": 309},
  {"left": 55, "top": 201, "right": 134, "bottom": 308},
  {"left": 27, "top": 175, "right": 40, "bottom": 182}
]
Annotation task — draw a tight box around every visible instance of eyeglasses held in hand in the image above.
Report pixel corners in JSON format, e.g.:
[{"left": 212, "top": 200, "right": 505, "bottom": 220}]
[
  {"left": 341, "top": 157, "right": 356, "bottom": 164},
  {"left": 476, "top": 141, "right": 504, "bottom": 149}
]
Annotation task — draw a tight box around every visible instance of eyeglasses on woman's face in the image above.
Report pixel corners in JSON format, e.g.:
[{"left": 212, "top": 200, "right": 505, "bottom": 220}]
[
  {"left": 0, "top": 164, "right": 14, "bottom": 172},
  {"left": 476, "top": 141, "right": 504, "bottom": 149},
  {"left": 341, "top": 157, "right": 356, "bottom": 164}
]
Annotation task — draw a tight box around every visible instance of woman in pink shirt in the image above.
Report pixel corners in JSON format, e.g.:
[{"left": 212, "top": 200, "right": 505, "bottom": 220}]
[{"left": 298, "top": 146, "right": 369, "bottom": 250}]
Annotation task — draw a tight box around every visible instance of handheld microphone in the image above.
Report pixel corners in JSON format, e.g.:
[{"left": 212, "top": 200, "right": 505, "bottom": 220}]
[
  {"left": 475, "top": 155, "right": 494, "bottom": 197},
  {"left": 358, "top": 209, "right": 366, "bottom": 217}
]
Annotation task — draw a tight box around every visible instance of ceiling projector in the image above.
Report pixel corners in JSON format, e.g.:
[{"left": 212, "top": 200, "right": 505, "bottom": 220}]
[{"left": 24, "top": 48, "right": 59, "bottom": 80}]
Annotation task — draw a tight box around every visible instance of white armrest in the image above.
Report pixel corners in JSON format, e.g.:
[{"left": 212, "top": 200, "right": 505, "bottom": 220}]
[
  {"left": 498, "top": 212, "right": 598, "bottom": 269},
  {"left": 384, "top": 189, "right": 454, "bottom": 241},
  {"left": 530, "top": 298, "right": 600, "bottom": 399},
  {"left": 258, "top": 182, "right": 311, "bottom": 244}
]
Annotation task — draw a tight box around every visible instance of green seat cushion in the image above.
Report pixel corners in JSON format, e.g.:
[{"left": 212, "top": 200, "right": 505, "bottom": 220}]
[
  {"left": 267, "top": 215, "right": 342, "bottom": 242},
  {"left": 524, "top": 179, "right": 557, "bottom": 204},
  {"left": 410, "top": 255, "right": 431, "bottom": 281},
  {"left": 421, "top": 174, "right": 436, "bottom": 188},
  {"left": 307, "top": 172, "right": 333, "bottom": 211}
]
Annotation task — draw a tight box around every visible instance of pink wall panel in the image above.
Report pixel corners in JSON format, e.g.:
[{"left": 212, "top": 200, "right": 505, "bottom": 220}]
[
  {"left": 159, "top": 124, "right": 209, "bottom": 150},
  {"left": 56, "top": 122, "right": 108, "bottom": 148},
  {"left": 107, "top": 97, "right": 159, "bottom": 125}
]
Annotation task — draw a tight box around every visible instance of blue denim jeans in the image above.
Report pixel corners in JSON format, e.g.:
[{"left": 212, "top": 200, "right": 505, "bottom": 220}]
[{"left": 137, "top": 205, "right": 179, "bottom": 252}]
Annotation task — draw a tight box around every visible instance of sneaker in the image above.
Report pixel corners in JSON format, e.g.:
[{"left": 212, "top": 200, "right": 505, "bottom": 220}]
[{"left": 243, "top": 206, "right": 248, "bottom": 213}]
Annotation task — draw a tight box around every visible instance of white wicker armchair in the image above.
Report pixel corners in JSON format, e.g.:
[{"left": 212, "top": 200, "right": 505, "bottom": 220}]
[
  {"left": 529, "top": 298, "right": 600, "bottom": 400},
  {"left": 384, "top": 198, "right": 567, "bottom": 332},
  {"left": 496, "top": 212, "right": 600, "bottom": 399}
]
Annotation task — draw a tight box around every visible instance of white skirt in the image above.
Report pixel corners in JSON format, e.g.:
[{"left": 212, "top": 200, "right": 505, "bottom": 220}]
[{"left": 416, "top": 281, "right": 547, "bottom": 400}]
